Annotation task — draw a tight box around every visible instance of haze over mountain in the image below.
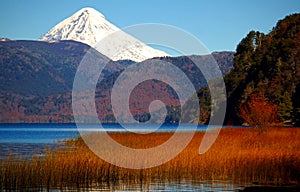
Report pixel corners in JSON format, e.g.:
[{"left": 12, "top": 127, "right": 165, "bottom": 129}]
[{"left": 40, "top": 7, "right": 168, "bottom": 62}]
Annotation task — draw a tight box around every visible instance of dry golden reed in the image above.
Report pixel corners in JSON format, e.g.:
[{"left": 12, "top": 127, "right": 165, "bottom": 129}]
[{"left": 0, "top": 128, "right": 299, "bottom": 190}]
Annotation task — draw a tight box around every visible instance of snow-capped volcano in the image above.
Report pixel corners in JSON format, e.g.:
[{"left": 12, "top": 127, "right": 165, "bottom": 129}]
[{"left": 40, "top": 7, "right": 168, "bottom": 62}]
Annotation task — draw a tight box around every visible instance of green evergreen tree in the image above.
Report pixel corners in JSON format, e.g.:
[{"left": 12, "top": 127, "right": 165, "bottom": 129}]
[{"left": 224, "top": 13, "right": 300, "bottom": 125}]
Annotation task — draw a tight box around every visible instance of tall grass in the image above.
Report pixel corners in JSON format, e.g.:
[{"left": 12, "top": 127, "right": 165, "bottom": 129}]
[{"left": 0, "top": 128, "right": 299, "bottom": 190}]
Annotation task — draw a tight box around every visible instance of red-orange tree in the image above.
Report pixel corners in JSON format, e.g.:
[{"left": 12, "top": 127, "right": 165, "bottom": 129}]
[{"left": 239, "top": 94, "right": 279, "bottom": 131}]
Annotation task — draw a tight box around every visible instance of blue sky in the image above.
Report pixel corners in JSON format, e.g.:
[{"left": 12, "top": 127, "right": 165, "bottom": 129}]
[{"left": 0, "top": 0, "right": 299, "bottom": 52}]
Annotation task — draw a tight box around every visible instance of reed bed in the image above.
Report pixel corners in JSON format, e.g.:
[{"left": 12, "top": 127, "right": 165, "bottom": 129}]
[{"left": 0, "top": 128, "right": 299, "bottom": 190}]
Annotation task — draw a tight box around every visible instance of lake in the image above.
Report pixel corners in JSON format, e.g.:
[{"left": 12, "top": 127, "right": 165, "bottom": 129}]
[
  {"left": 0, "top": 123, "right": 251, "bottom": 191},
  {"left": 0, "top": 123, "right": 209, "bottom": 158}
]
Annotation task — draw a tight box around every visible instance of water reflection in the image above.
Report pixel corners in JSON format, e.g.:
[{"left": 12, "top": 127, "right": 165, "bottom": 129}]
[
  {"left": 54, "top": 179, "right": 249, "bottom": 191},
  {"left": 0, "top": 143, "right": 63, "bottom": 159}
]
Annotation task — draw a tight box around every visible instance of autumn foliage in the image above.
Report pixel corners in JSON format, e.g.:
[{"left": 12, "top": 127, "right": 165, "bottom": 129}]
[{"left": 239, "top": 94, "right": 279, "bottom": 130}]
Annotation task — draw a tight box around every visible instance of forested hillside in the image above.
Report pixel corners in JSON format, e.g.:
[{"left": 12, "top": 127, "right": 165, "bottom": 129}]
[
  {"left": 224, "top": 13, "right": 300, "bottom": 126},
  {"left": 0, "top": 39, "right": 233, "bottom": 123}
]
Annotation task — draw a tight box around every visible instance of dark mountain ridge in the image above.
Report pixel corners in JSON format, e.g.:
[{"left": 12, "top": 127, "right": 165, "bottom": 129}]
[{"left": 0, "top": 40, "right": 234, "bottom": 123}]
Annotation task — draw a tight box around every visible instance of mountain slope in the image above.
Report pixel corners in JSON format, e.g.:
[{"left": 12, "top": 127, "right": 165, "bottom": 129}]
[
  {"left": 0, "top": 39, "right": 234, "bottom": 123},
  {"left": 40, "top": 7, "right": 168, "bottom": 62},
  {"left": 0, "top": 40, "right": 120, "bottom": 96}
]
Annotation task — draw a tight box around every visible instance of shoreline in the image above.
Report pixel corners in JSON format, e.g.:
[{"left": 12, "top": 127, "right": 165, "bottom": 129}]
[
  {"left": 241, "top": 184, "right": 300, "bottom": 192},
  {"left": 0, "top": 128, "right": 299, "bottom": 190}
]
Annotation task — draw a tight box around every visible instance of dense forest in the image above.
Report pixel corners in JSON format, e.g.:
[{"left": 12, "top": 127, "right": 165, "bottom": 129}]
[{"left": 220, "top": 13, "right": 300, "bottom": 126}]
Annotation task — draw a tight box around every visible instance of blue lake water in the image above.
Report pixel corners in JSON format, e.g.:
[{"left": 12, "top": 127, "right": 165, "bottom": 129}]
[
  {"left": 0, "top": 123, "right": 209, "bottom": 158},
  {"left": 0, "top": 123, "right": 212, "bottom": 144}
]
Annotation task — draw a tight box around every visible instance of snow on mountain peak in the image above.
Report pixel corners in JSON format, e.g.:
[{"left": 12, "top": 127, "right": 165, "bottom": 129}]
[
  {"left": 78, "top": 7, "right": 105, "bottom": 19},
  {"left": 40, "top": 7, "right": 117, "bottom": 47},
  {"left": 39, "top": 7, "right": 169, "bottom": 62}
]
